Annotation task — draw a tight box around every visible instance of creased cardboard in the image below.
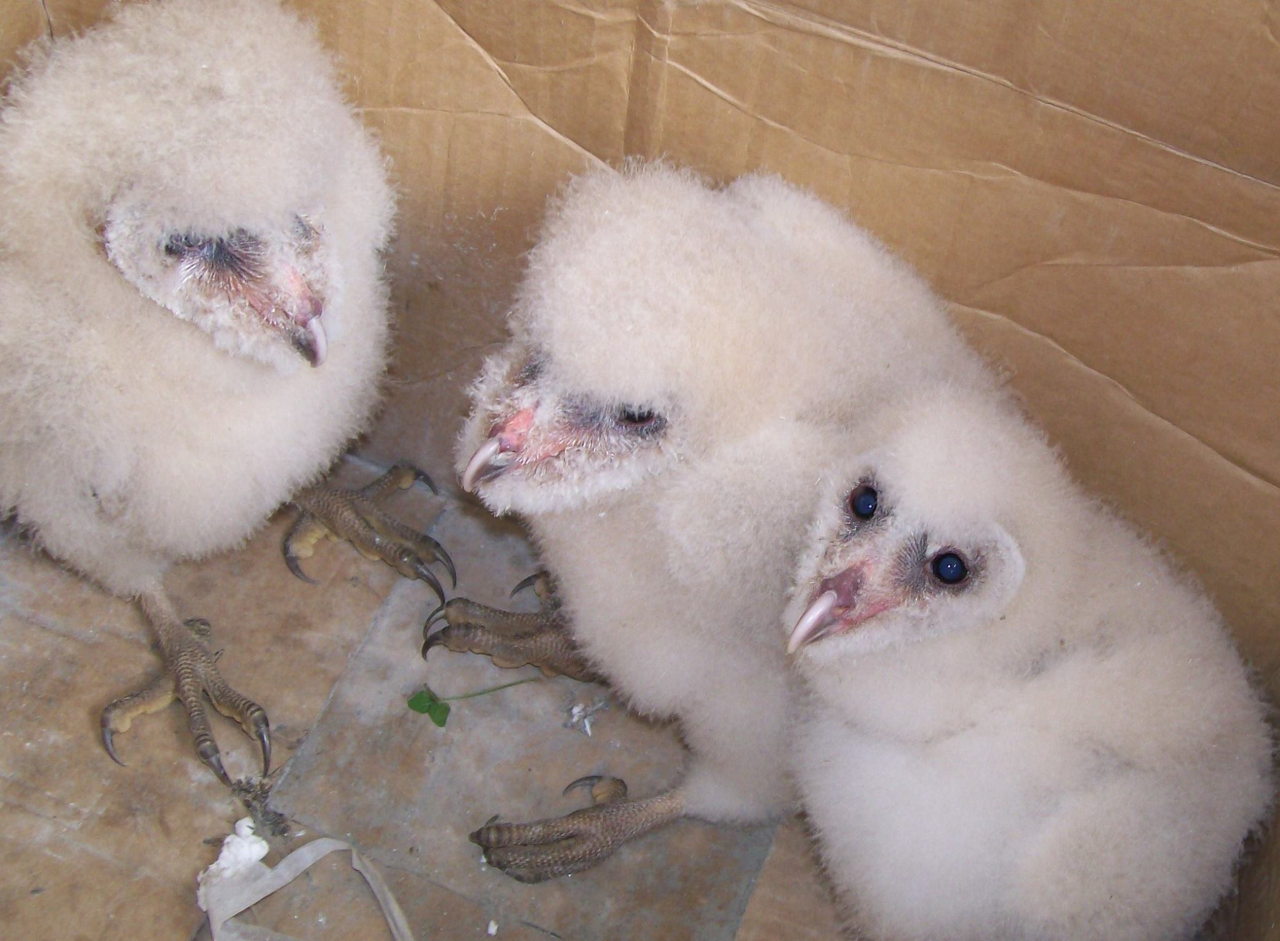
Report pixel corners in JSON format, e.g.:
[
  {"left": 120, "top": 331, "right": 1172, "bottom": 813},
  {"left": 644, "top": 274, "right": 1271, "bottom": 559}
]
[{"left": 2, "top": 0, "right": 1277, "bottom": 937}]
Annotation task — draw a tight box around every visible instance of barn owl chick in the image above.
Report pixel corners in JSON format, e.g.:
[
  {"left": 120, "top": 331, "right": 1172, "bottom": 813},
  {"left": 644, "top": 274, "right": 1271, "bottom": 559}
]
[
  {"left": 430, "top": 162, "right": 993, "bottom": 881},
  {"left": 786, "top": 388, "right": 1273, "bottom": 941},
  {"left": 0, "top": 0, "right": 451, "bottom": 785}
]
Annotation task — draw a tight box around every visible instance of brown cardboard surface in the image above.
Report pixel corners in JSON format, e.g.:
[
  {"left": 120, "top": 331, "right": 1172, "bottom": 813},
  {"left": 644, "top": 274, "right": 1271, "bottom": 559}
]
[
  {"left": 615, "top": 0, "right": 1280, "bottom": 653},
  {"left": 784, "top": 0, "right": 1280, "bottom": 187},
  {"left": 2, "top": 0, "right": 1277, "bottom": 937},
  {"left": 0, "top": 1, "right": 46, "bottom": 83}
]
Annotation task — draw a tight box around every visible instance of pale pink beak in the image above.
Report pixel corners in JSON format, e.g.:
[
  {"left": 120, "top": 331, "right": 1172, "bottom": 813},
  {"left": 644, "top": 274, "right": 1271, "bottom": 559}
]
[
  {"left": 787, "top": 562, "right": 903, "bottom": 654},
  {"left": 788, "top": 590, "right": 839, "bottom": 654},
  {"left": 460, "top": 407, "right": 538, "bottom": 493},
  {"left": 245, "top": 266, "right": 327, "bottom": 367}
]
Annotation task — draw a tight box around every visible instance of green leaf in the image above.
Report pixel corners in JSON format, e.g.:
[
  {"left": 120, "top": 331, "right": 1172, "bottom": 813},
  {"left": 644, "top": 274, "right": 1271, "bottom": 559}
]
[
  {"left": 406, "top": 689, "right": 436, "bottom": 714},
  {"left": 425, "top": 700, "right": 451, "bottom": 727},
  {"left": 407, "top": 685, "right": 452, "bottom": 726},
  {"left": 407, "top": 675, "right": 544, "bottom": 727}
]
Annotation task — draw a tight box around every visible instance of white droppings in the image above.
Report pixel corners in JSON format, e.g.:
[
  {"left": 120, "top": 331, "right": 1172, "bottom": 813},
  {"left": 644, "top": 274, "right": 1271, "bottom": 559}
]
[
  {"left": 487, "top": 920, "right": 499, "bottom": 936},
  {"left": 202, "top": 817, "right": 269, "bottom": 879}
]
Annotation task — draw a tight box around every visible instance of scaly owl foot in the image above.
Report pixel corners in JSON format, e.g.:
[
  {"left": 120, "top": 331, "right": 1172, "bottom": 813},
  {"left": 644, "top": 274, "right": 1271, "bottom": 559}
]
[
  {"left": 102, "top": 591, "right": 269, "bottom": 786},
  {"left": 472, "top": 776, "right": 686, "bottom": 883},
  {"left": 422, "top": 572, "right": 598, "bottom": 681},
  {"left": 284, "top": 462, "right": 456, "bottom": 603}
]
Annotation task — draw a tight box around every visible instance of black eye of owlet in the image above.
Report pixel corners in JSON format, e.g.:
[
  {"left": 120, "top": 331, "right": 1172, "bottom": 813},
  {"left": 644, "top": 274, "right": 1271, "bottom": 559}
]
[
  {"left": 932, "top": 551, "right": 968, "bottom": 585},
  {"left": 848, "top": 484, "right": 878, "bottom": 520},
  {"left": 163, "top": 233, "right": 200, "bottom": 258},
  {"left": 616, "top": 406, "right": 658, "bottom": 427}
]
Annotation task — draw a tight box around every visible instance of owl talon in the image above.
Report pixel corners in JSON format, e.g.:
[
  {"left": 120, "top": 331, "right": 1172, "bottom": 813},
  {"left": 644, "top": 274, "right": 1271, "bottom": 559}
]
[
  {"left": 509, "top": 571, "right": 543, "bottom": 598},
  {"left": 469, "top": 778, "right": 684, "bottom": 883},
  {"left": 287, "top": 461, "right": 455, "bottom": 596},
  {"left": 101, "top": 594, "right": 272, "bottom": 787},
  {"left": 421, "top": 593, "right": 597, "bottom": 681},
  {"left": 282, "top": 546, "right": 320, "bottom": 585},
  {"left": 101, "top": 725, "right": 125, "bottom": 767}
]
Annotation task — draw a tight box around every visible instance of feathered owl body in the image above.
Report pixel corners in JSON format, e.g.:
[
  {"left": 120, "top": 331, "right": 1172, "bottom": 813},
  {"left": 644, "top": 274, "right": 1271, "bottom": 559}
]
[
  {"left": 458, "top": 163, "right": 992, "bottom": 821},
  {"left": 787, "top": 389, "right": 1274, "bottom": 941},
  {"left": 0, "top": 0, "right": 394, "bottom": 596}
]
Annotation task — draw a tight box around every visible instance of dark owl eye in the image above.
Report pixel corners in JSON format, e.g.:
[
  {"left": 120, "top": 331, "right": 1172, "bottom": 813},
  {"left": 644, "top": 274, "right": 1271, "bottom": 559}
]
[
  {"left": 931, "top": 551, "right": 968, "bottom": 585},
  {"left": 848, "top": 485, "right": 878, "bottom": 521},
  {"left": 612, "top": 405, "right": 666, "bottom": 437},
  {"left": 616, "top": 406, "right": 658, "bottom": 427},
  {"left": 163, "top": 233, "right": 201, "bottom": 258}
]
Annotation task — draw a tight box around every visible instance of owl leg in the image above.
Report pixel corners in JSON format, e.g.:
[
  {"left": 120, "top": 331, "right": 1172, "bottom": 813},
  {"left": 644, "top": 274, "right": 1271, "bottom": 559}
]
[
  {"left": 421, "top": 572, "right": 599, "bottom": 681},
  {"left": 283, "top": 462, "right": 455, "bottom": 604},
  {"left": 471, "top": 776, "right": 686, "bottom": 883},
  {"left": 101, "top": 590, "right": 270, "bottom": 787}
]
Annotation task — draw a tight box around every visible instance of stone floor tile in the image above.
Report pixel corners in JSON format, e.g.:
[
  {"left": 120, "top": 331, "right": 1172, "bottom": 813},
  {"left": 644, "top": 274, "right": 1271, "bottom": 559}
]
[
  {"left": 735, "top": 816, "right": 845, "bottom": 941},
  {"left": 0, "top": 458, "right": 437, "bottom": 941},
  {"left": 191, "top": 847, "right": 560, "bottom": 941},
  {"left": 270, "top": 499, "right": 774, "bottom": 941}
]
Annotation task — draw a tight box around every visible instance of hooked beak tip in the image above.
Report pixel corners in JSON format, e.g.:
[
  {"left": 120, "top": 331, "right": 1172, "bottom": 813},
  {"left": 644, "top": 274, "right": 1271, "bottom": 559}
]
[
  {"left": 788, "top": 590, "right": 839, "bottom": 655},
  {"left": 302, "top": 316, "right": 327, "bottom": 367},
  {"left": 461, "top": 437, "right": 504, "bottom": 494}
]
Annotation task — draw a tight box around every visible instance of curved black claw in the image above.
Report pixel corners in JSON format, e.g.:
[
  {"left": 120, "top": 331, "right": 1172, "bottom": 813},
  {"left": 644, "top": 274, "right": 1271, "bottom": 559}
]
[
  {"left": 410, "top": 466, "right": 439, "bottom": 496},
  {"left": 430, "top": 539, "right": 457, "bottom": 589},
  {"left": 376, "top": 528, "right": 453, "bottom": 602},
  {"left": 288, "top": 463, "right": 455, "bottom": 597},
  {"left": 510, "top": 572, "right": 543, "bottom": 599},
  {"left": 401, "top": 532, "right": 456, "bottom": 590},
  {"left": 283, "top": 545, "right": 319, "bottom": 585},
  {"left": 422, "top": 621, "right": 447, "bottom": 660},
  {"left": 564, "top": 775, "right": 628, "bottom": 803},
  {"left": 102, "top": 724, "right": 126, "bottom": 768},
  {"left": 255, "top": 720, "right": 272, "bottom": 777},
  {"left": 407, "top": 554, "right": 446, "bottom": 607},
  {"left": 421, "top": 601, "right": 448, "bottom": 659},
  {"left": 564, "top": 774, "right": 603, "bottom": 797},
  {"left": 196, "top": 739, "right": 234, "bottom": 788}
]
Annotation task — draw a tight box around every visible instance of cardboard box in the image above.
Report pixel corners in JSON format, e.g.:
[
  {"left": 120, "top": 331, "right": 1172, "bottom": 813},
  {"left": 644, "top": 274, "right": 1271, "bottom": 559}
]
[{"left": 2, "top": 1, "right": 1276, "bottom": 936}]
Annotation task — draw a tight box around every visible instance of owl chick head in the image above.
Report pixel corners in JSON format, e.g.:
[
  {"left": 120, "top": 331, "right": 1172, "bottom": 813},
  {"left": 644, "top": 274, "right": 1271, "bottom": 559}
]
[
  {"left": 785, "top": 387, "right": 1074, "bottom": 668},
  {"left": 457, "top": 162, "right": 984, "bottom": 515}
]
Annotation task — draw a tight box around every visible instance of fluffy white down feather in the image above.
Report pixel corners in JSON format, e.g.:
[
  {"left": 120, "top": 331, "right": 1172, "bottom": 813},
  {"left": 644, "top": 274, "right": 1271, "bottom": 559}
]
[
  {"left": 0, "top": 0, "right": 394, "bottom": 596},
  {"left": 786, "top": 387, "right": 1274, "bottom": 941},
  {"left": 457, "top": 163, "right": 993, "bottom": 823}
]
